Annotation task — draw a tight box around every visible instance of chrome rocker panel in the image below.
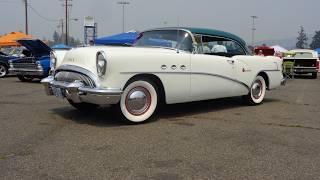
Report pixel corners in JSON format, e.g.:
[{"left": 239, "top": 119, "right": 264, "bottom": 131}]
[{"left": 41, "top": 76, "right": 122, "bottom": 105}]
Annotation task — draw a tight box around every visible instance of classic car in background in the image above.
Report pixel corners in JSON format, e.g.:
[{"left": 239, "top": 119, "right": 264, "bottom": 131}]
[
  {"left": 254, "top": 46, "right": 275, "bottom": 56},
  {"left": 0, "top": 50, "right": 15, "bottom": 78},
  {"left": 9, "top": 39, "right": 51, "bottom": 82},
  {"left": 283, "top": 49, "right": 319, "bottom": 79},
  {"left": 41, "top": 27, "right": 285, "bottom": 124}
]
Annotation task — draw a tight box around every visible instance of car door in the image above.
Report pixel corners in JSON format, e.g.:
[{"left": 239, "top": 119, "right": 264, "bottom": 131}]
[
  {"left": 190, "top": 54, "right": 238, "bottom": 101},
  {"left": 190, "top": 35, "right": 245, "bottom": 101}
]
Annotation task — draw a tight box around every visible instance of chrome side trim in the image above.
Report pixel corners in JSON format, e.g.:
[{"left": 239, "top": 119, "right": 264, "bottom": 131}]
[
  {"left": 120, "top": 71, "right": 250, "bottom": 90},
  {"left": 55, "top": 65, "right": 100, "bottom": 87},
  {"left": 262, "top": 69, "right": 281, "bottom": 72}
]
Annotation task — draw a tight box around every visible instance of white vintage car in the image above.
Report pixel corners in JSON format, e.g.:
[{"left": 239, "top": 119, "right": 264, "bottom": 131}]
[{"left": 41, "top": 27, "right": 285, "bottom": 123}]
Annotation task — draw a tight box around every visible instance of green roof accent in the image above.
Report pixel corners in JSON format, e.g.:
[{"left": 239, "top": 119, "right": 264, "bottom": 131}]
[{"left": 182, "top": 27, "right": 247, "bottom": 47}]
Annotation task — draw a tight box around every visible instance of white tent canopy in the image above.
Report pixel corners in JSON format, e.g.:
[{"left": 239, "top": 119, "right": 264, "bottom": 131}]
[{"left": 271, "top": 45, "right": 288, "bottom": 53}]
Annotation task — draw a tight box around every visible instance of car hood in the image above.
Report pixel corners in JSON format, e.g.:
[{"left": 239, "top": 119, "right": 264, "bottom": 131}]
[
  {"left": 17, "top": 39, "right": 52, "bottom": 57},
  {"left": 59, "top": 46, "right": 185, "bottom": 75}
]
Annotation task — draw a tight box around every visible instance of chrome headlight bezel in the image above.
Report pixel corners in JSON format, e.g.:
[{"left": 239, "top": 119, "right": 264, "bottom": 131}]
[
  {"left": 96, "top": 51, "right": 107, "bottom": 77},
  {"left": 50, "top": 51, "right": 57, "bottom": 69}
]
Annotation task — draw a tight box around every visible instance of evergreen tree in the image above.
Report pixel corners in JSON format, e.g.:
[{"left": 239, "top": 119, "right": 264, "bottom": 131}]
[
  {"left": 296, "top": 26, "right": 308, "bottom": 49},
  {"left": 310, "top": 31, "right": 320, "bottom": 49},
  {"left": 53, "top": 31, "right": 60, "bottom": 44}
]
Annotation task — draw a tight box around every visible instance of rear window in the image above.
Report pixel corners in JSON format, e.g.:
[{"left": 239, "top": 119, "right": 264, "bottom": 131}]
[{"left": 294, "top": 52, "right": 313, "bottom": 58}]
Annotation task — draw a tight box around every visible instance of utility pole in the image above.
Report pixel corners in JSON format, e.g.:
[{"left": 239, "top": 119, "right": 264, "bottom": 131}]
[
  {"left": 65, "top": 0, "right": 68, "bottom": 45},
  {"left": 62, "top": 0, "right": 72, "bottom": 45},
  {"left": 24, "top": 0, "right": 28, "bottom": 34},
  {"left": 251, "top": 16, "right": 258, "bottom": 47},
  {"left": 117, "top": 1, "right": 130, "bottom": 33}
]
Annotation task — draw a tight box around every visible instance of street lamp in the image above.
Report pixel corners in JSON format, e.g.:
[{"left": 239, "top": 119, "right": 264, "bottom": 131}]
[
  {"left": 117, "top": 1, "right": 130, "bottom": 33},
  {"left": 251, "top": 15, "right": 258, "bottom": 47}
]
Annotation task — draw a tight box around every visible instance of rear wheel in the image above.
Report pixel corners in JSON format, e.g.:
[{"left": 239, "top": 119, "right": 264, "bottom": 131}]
[
  {"left": 243, "top": 75, "right": 266, "bottom": 105},
  {"left": 0, "top": 64, "right": 7, "bottom": 78},
  {"left": 17, "top": 75, "right": 33, "bottom": 82},
  {"left": 119, "top": 79, "right": 159, "bottom": 124}
]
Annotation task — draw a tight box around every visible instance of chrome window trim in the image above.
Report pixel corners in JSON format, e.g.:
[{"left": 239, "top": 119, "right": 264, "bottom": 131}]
[
  {"left": 193, "top": 33, "right": 249, "bottom": 55},
  {"left": 135, "top": 28, "right": 196, "bottom": 53}
]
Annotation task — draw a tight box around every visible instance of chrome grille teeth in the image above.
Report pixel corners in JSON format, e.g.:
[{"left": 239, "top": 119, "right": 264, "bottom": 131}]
[{"left": 12, "top": 63, "right": 38, "bottom": 70}]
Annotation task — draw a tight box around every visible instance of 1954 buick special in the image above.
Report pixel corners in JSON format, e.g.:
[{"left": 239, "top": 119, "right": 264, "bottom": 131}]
[{"left": 41, "top": 27, "right": 285, "bottom": 123}]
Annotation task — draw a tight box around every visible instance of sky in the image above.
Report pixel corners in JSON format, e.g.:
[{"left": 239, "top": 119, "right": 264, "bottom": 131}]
[{"left": 0, "top": 0, "right": 319, "bottom": 44}]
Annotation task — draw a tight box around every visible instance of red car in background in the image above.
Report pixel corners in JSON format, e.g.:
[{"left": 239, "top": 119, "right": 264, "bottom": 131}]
[{"left": 254, "top": 46, "right": 275, "bottom": 56}]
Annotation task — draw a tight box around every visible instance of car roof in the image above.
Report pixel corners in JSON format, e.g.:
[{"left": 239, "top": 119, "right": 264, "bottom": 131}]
[{"left": 149, "top": 27, "right": 247, "bottom": 47}]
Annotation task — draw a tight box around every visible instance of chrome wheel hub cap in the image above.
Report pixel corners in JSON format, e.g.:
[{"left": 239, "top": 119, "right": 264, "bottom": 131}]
[
  {"left": 125, "top": 87, "right": 151, "bottom": 116},
  {"left": 0, "top": 65, "right": 6, "bottom": 77},
  {"left": 252, "top": 80, "right": 262, "bottom": 99}
]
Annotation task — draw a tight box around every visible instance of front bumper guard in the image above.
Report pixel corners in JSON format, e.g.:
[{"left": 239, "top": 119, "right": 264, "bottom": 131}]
[{"left": 41, "top": 76, "right": 122, "bottom": 105}]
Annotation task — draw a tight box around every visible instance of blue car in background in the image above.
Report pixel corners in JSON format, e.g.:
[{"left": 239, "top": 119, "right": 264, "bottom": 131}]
[
  {"left": 9, "top": 39, "right": 51, "bottom": 82},
  {"left": 0, "top": 50, "right": 16, "bottom": 78}
]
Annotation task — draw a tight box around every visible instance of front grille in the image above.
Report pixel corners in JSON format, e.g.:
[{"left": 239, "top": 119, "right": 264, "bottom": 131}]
[
  {"left": 54, "top": 71, "right": 96, "bottom": 88},
  {"left": 12, "top": 63, "right": 38, "bottom": 70}
]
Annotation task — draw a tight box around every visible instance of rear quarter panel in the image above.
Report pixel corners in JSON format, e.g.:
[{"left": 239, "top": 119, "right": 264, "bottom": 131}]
[{"left": 233, "top": 55, "right": 283, "bottom": 89}]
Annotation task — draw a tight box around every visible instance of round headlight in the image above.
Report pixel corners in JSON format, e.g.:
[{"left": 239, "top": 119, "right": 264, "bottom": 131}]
[
  {"left": 96, "top": 51, "right": 107, "bottom": 77},
  {"left": 50, "top": 51, "right": 57, "bottom": 69}
]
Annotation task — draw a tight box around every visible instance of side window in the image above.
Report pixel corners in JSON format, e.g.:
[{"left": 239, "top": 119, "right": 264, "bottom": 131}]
[{"left": 197, "top": 35, "right": 246, "bottom": 57}]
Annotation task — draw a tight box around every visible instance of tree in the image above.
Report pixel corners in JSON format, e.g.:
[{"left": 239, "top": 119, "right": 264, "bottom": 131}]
[
  {"left": 310, "top": 31, "right": 320, "bottom": 49},
  {"left": 296, "top": 26, "right": 308, "bottom": 49},
  {"left": 51, "top": 31, "right": 81, "bottom": 46},
  {"left": 53, "top": 31, "right": 60, "bottom": 44}
]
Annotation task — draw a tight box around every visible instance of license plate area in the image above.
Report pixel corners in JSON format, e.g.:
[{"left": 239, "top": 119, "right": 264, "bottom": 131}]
[{"left": 52, "top": 87, "right": 64, "bottom": 99}]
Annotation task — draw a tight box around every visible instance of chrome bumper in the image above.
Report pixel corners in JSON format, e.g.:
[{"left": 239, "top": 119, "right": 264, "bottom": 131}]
[
  {"left": 41, "top": 76, "right": 122, "bottom": 105},
  {"left": 9, "top": 68, "right": 44, "bottom": 76},
  {"left": 293, "top": 67, "right": 318, "bottom": 73}
]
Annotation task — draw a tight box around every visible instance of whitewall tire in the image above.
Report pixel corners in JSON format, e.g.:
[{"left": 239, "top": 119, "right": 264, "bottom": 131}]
[
  {"left": 245, "top": 75, "right": 266, "bottom": 105},
  {"left": 120, "top": 80, "right": 158, "bottom": 123}
]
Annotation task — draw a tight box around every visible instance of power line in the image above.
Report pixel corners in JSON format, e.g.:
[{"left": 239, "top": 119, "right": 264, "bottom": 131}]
[{"left": 28, "top": 4, "right": 59, "bottom": 22}]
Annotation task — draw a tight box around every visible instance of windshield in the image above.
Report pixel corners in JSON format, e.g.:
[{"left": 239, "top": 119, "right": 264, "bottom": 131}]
[{"left": 134, "top": 30, "right": 193, "bottom": 52}]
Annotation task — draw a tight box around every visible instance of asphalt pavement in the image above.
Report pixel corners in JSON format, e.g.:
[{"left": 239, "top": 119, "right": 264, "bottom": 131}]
[{"left": 0, "top": 75, "right": 320, "bottom": 180}]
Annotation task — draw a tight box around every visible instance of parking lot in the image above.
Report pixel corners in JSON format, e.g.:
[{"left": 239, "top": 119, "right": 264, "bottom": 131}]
[{"left": 0, "top": 76, "right": 320, "bottom": 179}]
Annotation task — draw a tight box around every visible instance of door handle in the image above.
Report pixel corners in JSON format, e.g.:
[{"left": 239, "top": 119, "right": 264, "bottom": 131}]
[
  {"left": 180, "top": 65, "right": 186, "bottom": 70},
  {"left": 227, "top": 60, "right": 235, "bottom": 64}
]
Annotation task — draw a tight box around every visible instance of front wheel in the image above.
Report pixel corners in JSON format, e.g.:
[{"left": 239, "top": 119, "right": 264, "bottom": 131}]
[
  {"left": 243, "top": 75, "right": 266, "bottom": 105},
  {"left": 119, "top": 80, "right": 159, "bottom": 124},
  {"left": 0, "top": 64, "right": 8, "bottom": 78},
  {"left": 17, "top": 75, "right": 33, "bottom": 82}
]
